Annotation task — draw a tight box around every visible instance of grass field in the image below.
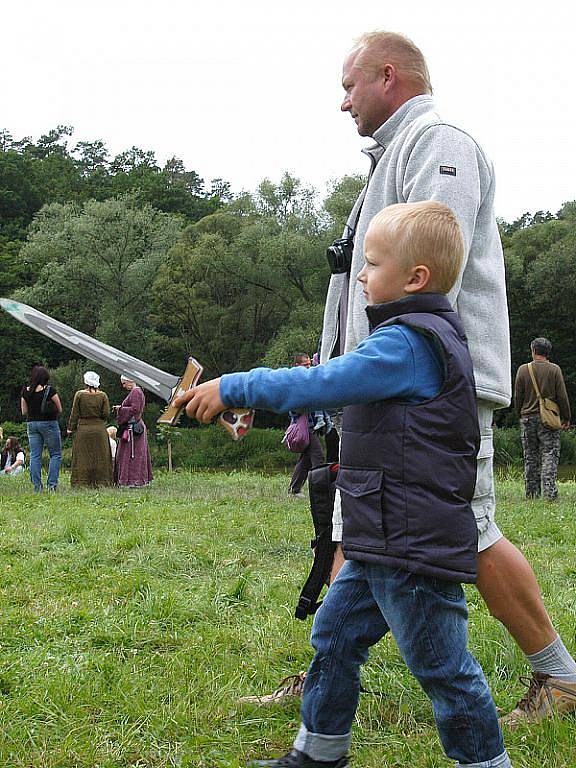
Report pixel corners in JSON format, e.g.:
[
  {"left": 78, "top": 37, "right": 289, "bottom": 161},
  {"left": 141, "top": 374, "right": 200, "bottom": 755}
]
[{"left": 0, "top": 471, "right": 575, "bottom": 767}]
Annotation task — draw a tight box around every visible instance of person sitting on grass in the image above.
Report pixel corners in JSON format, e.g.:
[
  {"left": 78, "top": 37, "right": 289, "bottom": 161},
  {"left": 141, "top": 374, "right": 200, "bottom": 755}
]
[
  {"left": 176, "top": 201, "right": 511, "bottom": 768},
  {"left": 0, "top": 436, "right": 25, "bottom": 476}
]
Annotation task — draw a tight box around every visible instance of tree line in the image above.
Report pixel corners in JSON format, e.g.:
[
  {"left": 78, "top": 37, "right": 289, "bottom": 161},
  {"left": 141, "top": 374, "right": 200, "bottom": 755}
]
[{"left": 1, "top": 127, "right": 575, "bottom": 425}]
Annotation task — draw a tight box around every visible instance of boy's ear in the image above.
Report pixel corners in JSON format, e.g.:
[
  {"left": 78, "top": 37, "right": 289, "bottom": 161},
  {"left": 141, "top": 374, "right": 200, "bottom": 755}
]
[{"left": 405, "top": 264, "right": 431, "bottom": 294}]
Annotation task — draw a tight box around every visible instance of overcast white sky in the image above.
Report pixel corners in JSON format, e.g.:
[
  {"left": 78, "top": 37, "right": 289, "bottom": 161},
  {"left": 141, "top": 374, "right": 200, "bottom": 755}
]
[{"left": 3, "top": 0, "right": 575, "bottom": 222}]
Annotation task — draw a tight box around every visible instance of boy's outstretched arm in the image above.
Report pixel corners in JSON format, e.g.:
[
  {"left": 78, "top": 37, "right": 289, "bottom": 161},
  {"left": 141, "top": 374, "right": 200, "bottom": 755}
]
[
  {"left": 174, "top": 378, "right": 224, "bottom": 423},
  {"left": 174, "top": 325, "right": 443, "bottom": 422}
]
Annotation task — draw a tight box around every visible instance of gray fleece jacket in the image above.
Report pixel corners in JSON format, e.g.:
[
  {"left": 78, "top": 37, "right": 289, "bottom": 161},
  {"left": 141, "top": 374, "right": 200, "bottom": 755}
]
[{"left": 320, "top": 95, "right": 511, "bottom": 408}]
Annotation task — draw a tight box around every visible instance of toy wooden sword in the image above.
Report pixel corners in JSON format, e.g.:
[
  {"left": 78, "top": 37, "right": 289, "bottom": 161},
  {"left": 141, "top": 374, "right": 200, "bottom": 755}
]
[{"left": 0, "top": 298, "right": 254, "bottom": 441}]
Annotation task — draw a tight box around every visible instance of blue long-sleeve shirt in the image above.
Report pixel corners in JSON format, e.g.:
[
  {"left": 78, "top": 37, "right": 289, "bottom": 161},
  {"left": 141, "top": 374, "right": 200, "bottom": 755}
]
[{"left": 220, "top": 324, "right": 444, "bottom": 414}]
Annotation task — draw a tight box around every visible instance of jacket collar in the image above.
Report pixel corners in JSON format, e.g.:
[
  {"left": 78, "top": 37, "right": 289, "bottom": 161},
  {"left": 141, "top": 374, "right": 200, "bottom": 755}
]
[
  {"left": 366, "top": 293, "right": 453, "bottom": 331},
  {"left": 362, "top": 95, "right": 436, "bottom": 163}
]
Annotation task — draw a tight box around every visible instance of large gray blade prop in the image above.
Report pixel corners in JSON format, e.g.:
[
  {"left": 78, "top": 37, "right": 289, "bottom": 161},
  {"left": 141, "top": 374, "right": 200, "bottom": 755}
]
[{"left": 0, "top": 298, "right": 179, "bottom": 402}]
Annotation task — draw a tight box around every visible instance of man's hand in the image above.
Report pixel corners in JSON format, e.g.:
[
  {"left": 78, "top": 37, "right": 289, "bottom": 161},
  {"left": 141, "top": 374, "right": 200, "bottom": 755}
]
[{"left": 174, "top": 378, "right": 225, "bottom": 424}]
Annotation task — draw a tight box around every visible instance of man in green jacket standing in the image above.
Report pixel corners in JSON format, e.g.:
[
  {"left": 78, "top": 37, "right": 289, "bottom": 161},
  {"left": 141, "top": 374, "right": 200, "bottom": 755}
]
[{"left": 514, "top": 337, "right": 571, "bottom": 500}]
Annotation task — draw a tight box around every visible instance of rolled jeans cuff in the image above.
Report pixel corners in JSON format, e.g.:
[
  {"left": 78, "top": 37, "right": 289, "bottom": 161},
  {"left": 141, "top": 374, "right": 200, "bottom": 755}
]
[
  {"left": 293, "top": 723, "right": 350, "bottom": 761},
  {"left": 458, "top": 749, "right": 512, "bottom": 768}
]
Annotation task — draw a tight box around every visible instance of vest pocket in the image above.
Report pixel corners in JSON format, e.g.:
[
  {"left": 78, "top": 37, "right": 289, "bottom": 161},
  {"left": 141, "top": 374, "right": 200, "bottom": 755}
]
[{"left": 336, "top": 467, "right": 386, "bottom": 550}]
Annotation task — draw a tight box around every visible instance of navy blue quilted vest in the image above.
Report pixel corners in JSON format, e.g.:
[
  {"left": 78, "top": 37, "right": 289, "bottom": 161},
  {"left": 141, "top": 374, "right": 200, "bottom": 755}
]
[{"left": 336, "top": 294, "right": 480, "bottom": 583}]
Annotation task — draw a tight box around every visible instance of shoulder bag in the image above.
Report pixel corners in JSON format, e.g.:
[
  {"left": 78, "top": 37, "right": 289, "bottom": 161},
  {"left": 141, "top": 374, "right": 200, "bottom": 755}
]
[
  {"left": 282, "top": 413, "right": 310, "bottom": 453},
  {"left": 128, "top": 416, "right": 145, "bottom": 436},
  {"left": 527, "top": 363, "right": 562, "bottom": 430}
]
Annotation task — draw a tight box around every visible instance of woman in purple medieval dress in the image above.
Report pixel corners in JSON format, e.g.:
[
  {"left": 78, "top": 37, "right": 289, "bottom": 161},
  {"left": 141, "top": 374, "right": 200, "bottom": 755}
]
[{"left": 113, "top": 375, "right": 153, "bottom": 487}]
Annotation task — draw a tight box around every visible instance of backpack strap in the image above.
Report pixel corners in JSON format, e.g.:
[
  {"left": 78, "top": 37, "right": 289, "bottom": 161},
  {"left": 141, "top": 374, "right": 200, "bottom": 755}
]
[
  {"left": 294, "top": 463, "right": 339, "bottom": 620},
  {"left": 40, "top": 385, "right": 52, "bottom": 414}
]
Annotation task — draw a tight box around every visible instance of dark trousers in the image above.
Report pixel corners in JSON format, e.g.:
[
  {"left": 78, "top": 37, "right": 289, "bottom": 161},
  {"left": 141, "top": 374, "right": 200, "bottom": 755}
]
[
  {"left": 520, "top": 415, "right": 561, "bottom": 499},
  {"left": 288, "top": 430, "right": 325, "bottom": 494},
  {"left": 324, "top": 426, "right": 340, "bottom": 463}
]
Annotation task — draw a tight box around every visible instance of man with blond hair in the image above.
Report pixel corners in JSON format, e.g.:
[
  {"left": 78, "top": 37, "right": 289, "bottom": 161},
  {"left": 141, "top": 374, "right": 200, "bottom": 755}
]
[
  {"left": 317, "top": 29, "right": 576, "bottom": 729},
  {"left": 236, "top": 30, "right": 576, "bottom": 738}
]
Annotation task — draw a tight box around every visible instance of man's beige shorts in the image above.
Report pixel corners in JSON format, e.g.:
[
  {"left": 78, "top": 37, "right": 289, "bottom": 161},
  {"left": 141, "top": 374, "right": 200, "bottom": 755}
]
[{"left": 331, "top": 400, "right": 503, "bottom": 553}]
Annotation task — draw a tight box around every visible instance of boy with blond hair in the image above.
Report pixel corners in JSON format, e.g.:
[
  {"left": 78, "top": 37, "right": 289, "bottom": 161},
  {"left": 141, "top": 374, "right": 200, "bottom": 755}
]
[{"left": 178, "top": 201, "right": 511, "bottom": 768}]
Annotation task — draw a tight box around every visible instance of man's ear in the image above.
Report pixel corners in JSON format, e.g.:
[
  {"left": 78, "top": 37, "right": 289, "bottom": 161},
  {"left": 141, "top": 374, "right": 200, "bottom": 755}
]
[
  {"left": 404, "top": 264, "right": 431, "bottom": 293},
  {"left": 381, "top": 63, "right": 396, "bottom": 91}
]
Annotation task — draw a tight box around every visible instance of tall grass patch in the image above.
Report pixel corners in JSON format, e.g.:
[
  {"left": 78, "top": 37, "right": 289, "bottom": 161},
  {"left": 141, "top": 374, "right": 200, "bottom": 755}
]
[{"left": 0, "top": 473, "right": 575, "bottom": 766}]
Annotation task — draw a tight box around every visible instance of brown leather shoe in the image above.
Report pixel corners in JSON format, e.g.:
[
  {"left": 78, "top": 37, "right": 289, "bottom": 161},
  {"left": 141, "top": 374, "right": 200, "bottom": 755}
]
[
  {"left": 500, "top": 672, "right": 576, "bottom": 727},
  {"left": 238, "top": 672, "right": 306, "bottom": 705}
]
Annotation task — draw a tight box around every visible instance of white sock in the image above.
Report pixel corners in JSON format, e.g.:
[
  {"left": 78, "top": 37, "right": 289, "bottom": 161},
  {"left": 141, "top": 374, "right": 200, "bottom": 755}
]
[{"left": 527, "top": 636, "right": 576, "bottom": 681}]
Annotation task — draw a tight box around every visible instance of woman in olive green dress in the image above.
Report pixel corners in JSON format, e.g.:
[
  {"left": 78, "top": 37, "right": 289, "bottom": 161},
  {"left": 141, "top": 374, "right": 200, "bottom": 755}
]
[{"left": 67, "top": 371, "right": 113, "bottom": 487}]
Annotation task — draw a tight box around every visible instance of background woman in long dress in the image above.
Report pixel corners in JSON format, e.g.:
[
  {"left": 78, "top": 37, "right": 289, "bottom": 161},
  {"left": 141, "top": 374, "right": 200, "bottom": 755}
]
[
  {"left": 67, "top": 371, "right": 113, "bottom": 487},
  {"left": 113, "top": 375, "right": 152, "bottom": 487}
]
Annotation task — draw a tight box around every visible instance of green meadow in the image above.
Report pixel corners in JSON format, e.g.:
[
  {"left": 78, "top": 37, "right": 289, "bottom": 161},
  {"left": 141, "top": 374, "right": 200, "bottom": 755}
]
[{"left": 0, "top": 471, "right": 575, "bottom": 767}]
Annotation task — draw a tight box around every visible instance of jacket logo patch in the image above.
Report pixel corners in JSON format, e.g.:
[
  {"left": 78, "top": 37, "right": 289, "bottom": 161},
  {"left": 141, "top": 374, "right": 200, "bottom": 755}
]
[{"left": 440, "top": 165, "right": 457, "bottom": 176}]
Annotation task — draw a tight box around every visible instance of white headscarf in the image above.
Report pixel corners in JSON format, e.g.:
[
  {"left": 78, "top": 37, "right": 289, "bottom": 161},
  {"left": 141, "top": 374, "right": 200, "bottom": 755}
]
[{"left": 84, "top": 371, "right": 100, "bottom": 388}]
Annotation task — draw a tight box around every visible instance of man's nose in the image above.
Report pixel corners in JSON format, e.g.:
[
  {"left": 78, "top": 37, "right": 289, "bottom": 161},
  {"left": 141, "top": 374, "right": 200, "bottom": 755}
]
[{"left": 341, "top": 95, "right": 351, "bottom": 112}]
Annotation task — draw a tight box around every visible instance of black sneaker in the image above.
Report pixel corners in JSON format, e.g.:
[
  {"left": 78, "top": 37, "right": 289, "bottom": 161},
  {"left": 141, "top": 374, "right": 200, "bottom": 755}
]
[{"left": 248, "top": 749, "right": 349, "bottom": 767}]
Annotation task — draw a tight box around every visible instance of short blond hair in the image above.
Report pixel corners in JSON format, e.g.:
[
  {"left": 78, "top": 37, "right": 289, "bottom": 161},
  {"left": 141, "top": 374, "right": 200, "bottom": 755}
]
[
  {"left": 352, "top": 31, "right": 432, "bottom": 95},
  {"left": 368, "top": 201, "right": 464, "bottom": 293}
]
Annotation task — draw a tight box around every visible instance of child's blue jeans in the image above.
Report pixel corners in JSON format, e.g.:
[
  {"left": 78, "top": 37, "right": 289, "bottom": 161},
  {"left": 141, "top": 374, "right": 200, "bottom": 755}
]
[{"left": 294, "top": 560, "right": 510, "bottom": 768}]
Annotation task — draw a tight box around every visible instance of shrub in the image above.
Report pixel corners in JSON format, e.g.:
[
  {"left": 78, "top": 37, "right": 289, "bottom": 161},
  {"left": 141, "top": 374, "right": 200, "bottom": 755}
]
[
  {"left": 150, "top": 425, "right": 293, "bottom": 470},
  {"left": 493, "top": 425, "right": 576, "bottom": 466},
  {"left": 493, "top": 426, "right": 523, "bottom": 466},
  {"left": 5, "top": 418, "right": 576, "bottom": 472},
  {"left": 0, "top": 421, "right": 28, "bottom": 444},
  {"left": 560, "top": 428, "right": 576, "bottom": 463}
]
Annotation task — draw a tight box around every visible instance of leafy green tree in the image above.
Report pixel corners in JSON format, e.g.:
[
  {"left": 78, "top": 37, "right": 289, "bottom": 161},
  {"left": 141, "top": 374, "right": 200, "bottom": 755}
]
[
  {"left": 504, "top": 201, "right": 576, "bottom": 413},
  {"left": 106, "top": 149, "right": 222, "bottom": 221},
  {"left": 323, "top": 174, "right": 366, "bottom": 238},
  {"left": 151, "top": 174, "right": 332, "bottom": 379},
  {"left": 0, "top": 127, "right": 229, "bottom": 241},
  {"left": 16, "top": 195, "right": 183, "bottom": 363},
  {"left": 259, "top": 172, "right": 365, "bottom": 363},
  {"left": 0, "top": 151, "right": 43, "bottom": 239},
  {"left": 263, "top": 300, "right": 325, "bottom": 367},
  {"left": 521, "top": 228, "right": 576, "bottom": 402}
]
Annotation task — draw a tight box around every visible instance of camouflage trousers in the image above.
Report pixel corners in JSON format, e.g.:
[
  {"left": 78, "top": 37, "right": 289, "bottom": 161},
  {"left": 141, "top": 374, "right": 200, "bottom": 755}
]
[{"left": 520, "top": 415, "right": 561, "bottom": 500}]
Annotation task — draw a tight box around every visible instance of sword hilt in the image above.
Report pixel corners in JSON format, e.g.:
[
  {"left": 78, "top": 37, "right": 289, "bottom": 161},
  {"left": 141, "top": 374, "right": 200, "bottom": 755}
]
[
  {"left": 157, "top": 357, "right": 254, "bottom": 441},
  {"left": 157, "top": 357, "right": 203, "bottom": 427},
  {"left": 217, "top": 407, "right": 255, "bottom": 441}
]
